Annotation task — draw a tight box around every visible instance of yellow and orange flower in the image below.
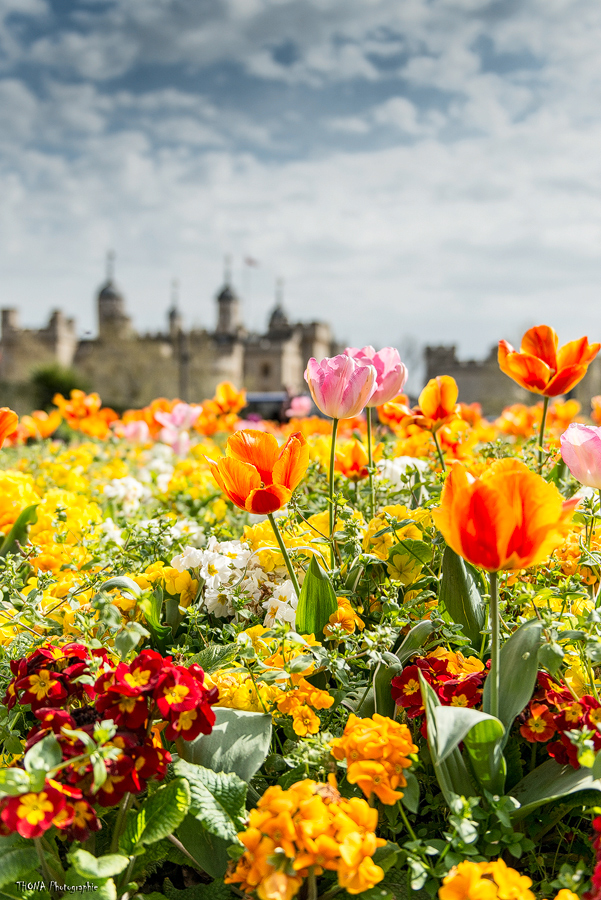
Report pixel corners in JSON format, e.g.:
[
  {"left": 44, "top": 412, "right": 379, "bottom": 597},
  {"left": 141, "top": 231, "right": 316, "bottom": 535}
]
[
  {"left": 334, "top": 438, "right": 378, "bottom": 482},
  {"left": 498, "top": 325, "right": 600, "bottom": 397},
  {"left": 207, "top": 429, "right": 309, "bottom": 514},
  {"left": 412, "top": 376, "right": 460, "bottom": 432},
  {"left": 439, "top": 859, "right": 535, "bottom": 900},
  {"left": 432, "top": 458, "right": 578, "bottom": 572}
]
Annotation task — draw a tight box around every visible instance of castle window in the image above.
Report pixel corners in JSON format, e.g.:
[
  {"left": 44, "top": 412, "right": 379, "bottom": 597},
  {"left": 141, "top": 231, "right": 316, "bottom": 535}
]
[{"left": 261, "top": 363, "right": 271, "bottom": 378}]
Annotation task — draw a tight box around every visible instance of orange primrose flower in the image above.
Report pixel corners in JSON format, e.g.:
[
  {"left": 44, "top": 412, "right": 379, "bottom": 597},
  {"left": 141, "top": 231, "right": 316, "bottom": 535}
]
[
  {"left": 432, "top": 458, "right": 578, "bottom": 572},
  {"left": 498, "top": 325, "right": 600, "bottom": 397},
  {"left": 519, "top": 703, "right": 556, "bottom": 743},
  {"left": 207, "top": 429, "right": 309, "bottom": 515}
]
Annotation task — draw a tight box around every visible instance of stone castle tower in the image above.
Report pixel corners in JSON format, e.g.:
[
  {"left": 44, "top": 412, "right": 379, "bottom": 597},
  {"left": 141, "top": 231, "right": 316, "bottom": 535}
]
[{"left": 0, "top": 257, "right": 337, "bottom": 412}]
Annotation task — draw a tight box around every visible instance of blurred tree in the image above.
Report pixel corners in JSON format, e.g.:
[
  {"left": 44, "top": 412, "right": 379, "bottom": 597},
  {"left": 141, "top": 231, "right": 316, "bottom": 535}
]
[{"left": 30, "top": 364, "right": 91, "bottom": 411}]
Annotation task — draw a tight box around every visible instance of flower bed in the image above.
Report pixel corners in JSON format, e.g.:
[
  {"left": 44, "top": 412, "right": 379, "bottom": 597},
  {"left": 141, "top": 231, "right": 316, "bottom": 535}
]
[{"left": 0, "top": 327, "right": 600, "bottom": 899}]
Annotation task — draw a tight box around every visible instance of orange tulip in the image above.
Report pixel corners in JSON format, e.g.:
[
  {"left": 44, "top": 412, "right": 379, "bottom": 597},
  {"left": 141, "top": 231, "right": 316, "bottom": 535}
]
[
  {"left": 432, "top": 458, "right": 578, "bottom": 571},
  {"left": 0, "top": 408, "right": 18, "bottom": 447},
  {"left": 335, "top": 439, "right": 381, "bottom": 482},
  {"left": 413, "top": 376, "right": 459, "bottom": 432},
  {"left": 208, "top": 429, "right": 309, "bottom": 514},
  {"left": 498, "top": 325, "right": 600, "bottom": 397}
]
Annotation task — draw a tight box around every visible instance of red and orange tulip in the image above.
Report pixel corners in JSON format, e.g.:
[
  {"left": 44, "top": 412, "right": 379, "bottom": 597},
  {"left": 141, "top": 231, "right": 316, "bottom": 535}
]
[
  {"left": 498, "top": 325, "right": 600, "bottom": 397},
  {"left": 0, "top": 408, "right": 18, "bottom": 447},
  {"left": 208, "top": 429, "right": 309, "bottom": 514},
  {"left": 412, "top": 376, "right": 459, "bottom": 432},
  {"left": 432, "top": 458, "right": 577, "bottom": 571}
]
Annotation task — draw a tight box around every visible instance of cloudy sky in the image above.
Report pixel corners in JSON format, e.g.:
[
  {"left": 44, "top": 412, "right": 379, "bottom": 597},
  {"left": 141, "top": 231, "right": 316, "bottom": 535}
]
[{"left": 1, "top": 0, "right": 601, "bottom": 378}]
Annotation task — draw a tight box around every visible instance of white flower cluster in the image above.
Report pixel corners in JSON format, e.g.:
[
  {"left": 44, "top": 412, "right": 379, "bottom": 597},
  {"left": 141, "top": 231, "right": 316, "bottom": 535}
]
[
  {"left": 103, "top": 476, "right": 151, "bottom": 516},
  {"left": 137, "top": 443, "right": 175, "bottom": 493},
  {"left": 171, "top": 537, "right": 297, "bottom": 625}
]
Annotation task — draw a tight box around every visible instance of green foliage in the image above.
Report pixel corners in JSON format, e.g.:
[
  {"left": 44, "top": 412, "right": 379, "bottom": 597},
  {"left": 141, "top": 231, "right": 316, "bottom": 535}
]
[
  {"left": 177, "top": 706, "right": 272, "bottom": 783},
  {"left": 30, "top": 362, "right": 90, "bottom": 411},
  {"left": 295, "top": 555, "right": 338, "bottom": 638},
  {"left": 439, "top": 547, "right": 486, "bottom": 648},
  {"left": 174, "top": 761, "right": 247, "bottom": 843},
  {"left": 0, "top": 505, "right": 38, "bottom": 556},
  {"left": 0, "top": 834, "right": 39, "bottom": 888},
  {"left": 482, "top": 618, "right": 543, "bottom": 736},
  {"left": 119, "top": 779, "right": 191, "bottom": 854}
]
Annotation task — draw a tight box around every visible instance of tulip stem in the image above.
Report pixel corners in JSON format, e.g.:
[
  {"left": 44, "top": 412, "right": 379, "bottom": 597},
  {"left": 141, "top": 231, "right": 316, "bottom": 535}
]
[
  {"left": 489, "top": 570, "right": 500, "bottom": 719},
  {"left": 267, "top": 513, "right": 301, "bottom": 598},
  {"left": 538, "top": 396, "right": 549, "bottom": 474},
  {"left": 329, "top": 418, "right": 339, "bottom": 568},
  {"left": 432, "top": 429, "right": 446, "bottom": 472},
  {"left": 366, "top": 407, "right": 376, "bottom": 521}
]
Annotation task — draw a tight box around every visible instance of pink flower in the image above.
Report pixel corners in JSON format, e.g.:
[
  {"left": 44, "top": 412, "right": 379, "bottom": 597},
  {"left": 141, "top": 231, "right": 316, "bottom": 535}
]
[
  {"left": 285, "top": 396, "right": 313, "bottom": 418},
  {"left": 304, "top": 354, "right": 376, "bottom": 419},
  {"left": 122, "top": 420, "right": 151, "bottom": 442},
  {"left": 561, "top": 423, "right": 601, "bottom": 489},
  {"left": 154, "top": 403, "right": 202, "bottom": 456},
  {"left": 345, "top": 345, "right": 408, "bottom": 406}
]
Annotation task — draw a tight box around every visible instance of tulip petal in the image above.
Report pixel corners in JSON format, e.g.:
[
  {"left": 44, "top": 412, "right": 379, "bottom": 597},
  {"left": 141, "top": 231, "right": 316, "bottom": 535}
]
[
  {"left": 497, "top": 349, "right": 551, "bottom": 393},
  {"left": 418, "top": 376, "right": 458, "bottom": 422},
  {"left": 272, "top": 433, "right": 310, "bottom": 492},
  {"left": 245, "top": 485, "right": 291, "bottom": 515},
  {"left": 340, "top": 364, "right": 377, "bottom": 418},
  {"left": 544, "top": 364, "right": 588, "bottom": 397},
  {"left": 226, "top": 430, "right": 280, "bottom": 485},
  {"left": 561, "top": 423, "right": 601, "bottom": 489},
  {"left": 213, "top": 457, "right": 261, "bottom": 510},
  {"left": 557, "top": 337, "right": 601, "bottom": 370},
  {"left": 520, "top": 325, "right": 559, "bottom": 370}
]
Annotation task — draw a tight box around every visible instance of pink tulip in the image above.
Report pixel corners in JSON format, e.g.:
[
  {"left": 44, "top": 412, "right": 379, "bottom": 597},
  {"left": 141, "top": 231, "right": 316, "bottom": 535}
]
[
  {"left": 304, "top": 354, "right": 376, "bottom": 419},
  {"left": 285, "top": 395, "right": 313, "bottom": 418},
  {"left": 345, "top": 345, "right": 408, "bottom": 406},
  {"left": 123, "top": 420, "right": 151, "bottom": 442},
  {"left": 154, "top": 402, "right": 202, "bottom": 431},
  {"left": 560, "top": 423, "right": 601, "bottom": 489}
]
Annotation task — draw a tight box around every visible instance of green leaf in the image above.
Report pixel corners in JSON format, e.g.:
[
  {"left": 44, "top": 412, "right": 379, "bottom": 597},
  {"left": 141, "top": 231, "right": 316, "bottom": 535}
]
[
  {"left": 185, "top": 643, "right": 238, "bottom": 674},
  {"left": 295, "top": 555, "right": 338, "bottom": 639},
  {"left": 482, "top": 619, "right": 543, "bottom": 740},
  {"left": 431, "top": 706, "right": 506, "bottom": 796},
  {"left": 119, "top": 778, "right": 191, "bottom": 853},
  {"left": 439, "top": 547, "right": 486, "bottom": 648},
  {"left": 139, "top": 589, "right": 171, "bottom": 648},
  {"left": 419, "top": 673, "right": 476, "bottom": 805},
  {"left": 373, "top": 660, "right": 402, "bottom": 718},
  {"left": 395, "top": 619, "right": 437, "bottom": 664},
  {"left": 177, "top": 706, "right": 271, "bottom": 783},
  {"left": 400, "top": 770, "right": 420, "bottom": 814},
  {"left": 96, "top": 576, "right": 141, "bottom": 598},
  {"left": 0, "top": 505, "right": 38, "bottom": 557},
  {"left": 174, "top": 817, "right": 232, "bottom": 881},
  {"left": 64, "top": 867, "right": 116, "bottom": 900},
  {"left": 69, "top": 849, "right": 129, "bottom": 879},
  {"left": 538, "top": 641, "right": 565, "bottom": 677},
  {"left": 0, "top": 834, "right": 39, "bottom": 888},
  {"left": 114, "top": 621, "right": 149, "bottom": 658},
  {"left": 0, "top": 768, "right": 31, "bottom": 797},
  {"left": 162, "top": 877, "right": 233, "bottom": 900},
  {"left": 174, "top": 760, "right": 247, "bottom": 842},
  {"left": 510, "top": 758, "right": 601, "bottom": 819},
  {"left": 24, "top": 734, "right": 61, "bottom": 775}
]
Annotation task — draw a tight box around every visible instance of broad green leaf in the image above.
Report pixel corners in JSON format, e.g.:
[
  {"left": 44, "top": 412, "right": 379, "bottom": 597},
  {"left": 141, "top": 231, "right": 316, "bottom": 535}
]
[
  {"left": 69, "top": 849, "right": 128, "bottom": 879},
  {"left": 64, "top": 868, "right": 116, "bottom": 900},
  {"left": 538, "top": 641, "right": 565, "bottom": 677},
  {"left": 175, "top": 816, "right": 231, "bottom": 881},
  {"left": 482, "top": 619, "right": 543, "bottom": 739},
  {"left": 114, "top": 621, "right": 149, "bottom": 658},
  {"left": 395, "top": 619, "right": 437, "bottom": 664},
  {"left": 177, "top": 706, "right": 271, "bottom": 783},
  {"left": 24, "top": 734, "right": 61, "bottom": 775},
  {"left": 185, "top": 643, "right": 238, "bottom": 674},
  {"left": 510, "top": 758, "right": 601, "bottom": 819},
  {"left": 0, "top": 834, "right": 39, "bottom": 888},
  {"left": 0, "top": 768, "right": 31, "bottom": 797},
  {"left": 139, "top": 589, "right": 171, "bottom": 648},
  {"left": 373, "top": 660, "right": 402, "bottom": 718},
  {"left": 387, "top": 539, "right": 432, "bottom": 584},
  {"left": 97, "top": 576, "right": 141, "bottom": 598},
  {"left": 0, "top": 505, "right": 38, "bottom": 557},
  {"left": 432, "top": 705, "right": 506, "bottom": 796},
  {"left": 400, "top": 770, "right": 420, "bottom": 814},
  {"left": 439, "top": 547, "right": 486, "bottom": 648},
  {"left": 419, "top": 674, "right": 476, "bottom": 805},
  {"left": 295, "top": 555, "right": 338, "bottom": 639},
  {"left": 174, "top": 760, "right": 247, "bottom": 842},
  {"left": 119, "top": 778, "right": 191, "bottom": 853},
  {"left": 163, "top": 874, "right": 233, "bottom": 899}
]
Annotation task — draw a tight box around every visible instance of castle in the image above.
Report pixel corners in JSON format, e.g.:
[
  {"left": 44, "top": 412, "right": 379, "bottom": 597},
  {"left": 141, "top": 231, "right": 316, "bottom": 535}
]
[{"left": 0, "top": 258, "right": 337, "bottom": 412}]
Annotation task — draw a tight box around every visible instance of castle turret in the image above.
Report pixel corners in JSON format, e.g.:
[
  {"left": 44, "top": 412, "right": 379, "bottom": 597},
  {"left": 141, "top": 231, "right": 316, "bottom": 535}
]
[
  {"left": 168, "top": 279, "right": 182, "bottom": 340},
  {"left": 97, "top": 251, "right": 133, "bottom": 341},
  {"left": 215, "top": 256, "right": 242, "bottom": 337}
]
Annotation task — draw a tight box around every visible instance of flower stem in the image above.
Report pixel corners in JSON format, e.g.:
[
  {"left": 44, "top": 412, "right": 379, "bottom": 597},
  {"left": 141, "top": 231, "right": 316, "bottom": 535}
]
[
  {"left": 432, "top": 428, "right": 446, "bottom": 471},
  {"left": 366, "top": 407, "right": 375, "bottom": 521},
  {"left": 110, "top": 791, "right": 133, "bottom": 854},
  {"left": 489, "top": 570, "right": 500, "bottom": 719},
  {"left": 329, "top": 418, "right": 339, "bottom": 568},
  {"left": 538, "top": 396, "right": 549, "bottom": 474},
  {"left": 398, "top": 802, "right": 417, "bottom": 841},
  {"left": 267, "top": 513, "right": 300, "bottom": 597}
]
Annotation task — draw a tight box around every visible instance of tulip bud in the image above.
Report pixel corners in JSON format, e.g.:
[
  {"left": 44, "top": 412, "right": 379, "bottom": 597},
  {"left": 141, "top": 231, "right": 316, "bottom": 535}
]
[
  {"left": 304, "top": 354, "right": 377, "bottom": 419},
  {"left": 560, "top": 423, "right": 601, "bottom": 489}
]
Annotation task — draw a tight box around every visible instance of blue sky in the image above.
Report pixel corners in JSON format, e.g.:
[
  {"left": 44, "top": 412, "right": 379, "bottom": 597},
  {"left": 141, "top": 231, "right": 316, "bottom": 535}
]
[{"left": 1, "top": 0, "right": 601, "bottom": 384}]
